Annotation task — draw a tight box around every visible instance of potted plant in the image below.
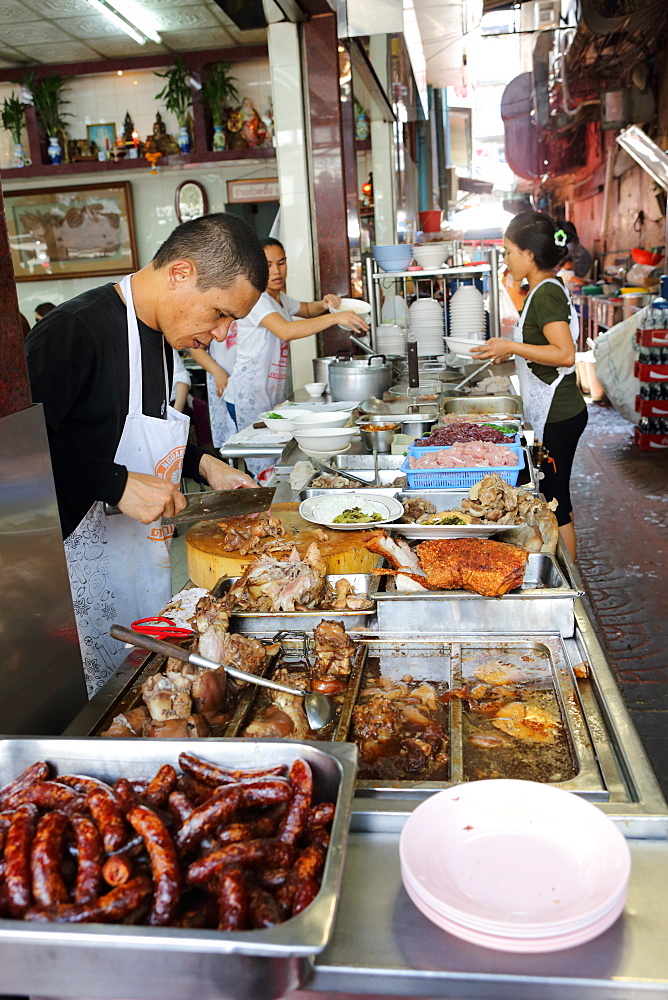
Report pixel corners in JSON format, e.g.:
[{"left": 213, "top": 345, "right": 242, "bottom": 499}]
[
  {"left": 201, "top": 61, "right": 239, "bottom": 151},
  {"left": 25, "top": 72, "right": 73, "bottom": 164},
  {"left": 155, "top": 57, "right": 193, "bottom": 153},
  {"left": 1, "top": 91, "right": 27, "bottom": 166}
]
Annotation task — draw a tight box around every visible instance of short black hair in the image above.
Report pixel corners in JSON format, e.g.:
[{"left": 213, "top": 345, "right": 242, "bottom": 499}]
[
  {"left": 152, "top": 213, "right": 268, "bottom": 293},
  {"left": 505, "top": 211, "right": 568, "bottom": 271},
  {"left": 261, "top": 237, "right": 285, "bottom": 253},
  {"left": 35, "top": 302, "right": 56, "bottom": 319}
]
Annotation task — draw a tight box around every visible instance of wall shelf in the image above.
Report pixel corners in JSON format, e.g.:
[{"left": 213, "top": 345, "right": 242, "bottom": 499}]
[{"left": 0, "top": 146, "right": 276, "bottom": 183}]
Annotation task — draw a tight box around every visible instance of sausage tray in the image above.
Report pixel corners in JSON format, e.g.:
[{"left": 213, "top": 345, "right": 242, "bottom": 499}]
[
  {"left": 0, "top": 738, "right": 358, "bottom": 1000},
  {"left": 211, "top": 573, "right": 377, "bottom": 634},
  {"left": 368, "top": 552, "right": 580, "bottom": 637}
]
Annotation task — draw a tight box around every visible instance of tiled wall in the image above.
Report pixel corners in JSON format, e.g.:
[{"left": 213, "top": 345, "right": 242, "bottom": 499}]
[{"left": 0, "top": 61, "right": 272, "bottom": 170}]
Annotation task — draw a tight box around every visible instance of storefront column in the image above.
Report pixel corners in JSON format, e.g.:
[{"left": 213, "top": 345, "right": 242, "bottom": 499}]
[
  {"left": 369, "top": 35, "right": 397, "bottom": 245},
  {"left": 267, "top": 21, "right": 318, "bottom": 392},
  {"left": 0, "top": 185, "right": 31, "bottom": 419}
]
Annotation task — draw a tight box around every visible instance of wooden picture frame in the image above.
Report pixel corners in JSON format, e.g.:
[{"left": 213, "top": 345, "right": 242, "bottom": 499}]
[
  {"left": 4, "top": 181, "right": 138, "bottom": 282},
  {"left": 86, "top": 122, "right": 117, "bottom": 154},
  {"left": 175, "top": 180, "right": 209, "bottom": 223}
]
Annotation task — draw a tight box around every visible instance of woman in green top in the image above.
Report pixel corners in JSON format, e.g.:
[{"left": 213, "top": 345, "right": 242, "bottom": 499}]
[{"left": 471, "top": 212, "right": 587, "bottom": 559}]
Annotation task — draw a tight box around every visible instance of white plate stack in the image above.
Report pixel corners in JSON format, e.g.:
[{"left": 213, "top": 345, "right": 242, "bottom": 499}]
[
  {"left": 400, "top": 779, "right": 631, "bottom": 953},
  {"left": 448, "top": 284, "right": 485, "bottom": 340},
  {"left": 408, "top": 298, "right": 445, "bottom": 356},
  {"left": 376, "top": 323, "right": 406, "bottom": 356}
]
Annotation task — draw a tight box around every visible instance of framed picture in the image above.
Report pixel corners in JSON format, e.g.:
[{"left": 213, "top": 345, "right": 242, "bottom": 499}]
[
  {"left": 87, "top": 122, "right": 117, "bottom": 154},
  {"left": 4, "top": 181, "right": 138, "bottom": 282}
]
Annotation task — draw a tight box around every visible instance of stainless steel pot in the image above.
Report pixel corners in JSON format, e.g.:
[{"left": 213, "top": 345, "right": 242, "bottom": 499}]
[
  {"left": 328, "top": 354, "right": 394, "bottom": 402},
  {"left": 312, "top": 356, "right": 337, "bottom": 384}
]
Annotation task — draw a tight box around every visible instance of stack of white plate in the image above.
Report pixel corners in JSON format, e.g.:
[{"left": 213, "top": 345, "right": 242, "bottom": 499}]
[
  {"left": 408, "top": 298, "right": 445, "bottom": 356},
  {"left": 400, "top": 779, "right": 631, "bottom": 953},
  {"left": 448, "top": 284, "right": 485, "bottom": 340},
  {"left": 376, "top": 323, "right": 406, "bottom": 356}
]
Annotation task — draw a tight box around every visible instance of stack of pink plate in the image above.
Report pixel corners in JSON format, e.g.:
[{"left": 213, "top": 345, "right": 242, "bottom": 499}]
[{"left": 400, "top": 779, "right": 631, "bottom": 953}]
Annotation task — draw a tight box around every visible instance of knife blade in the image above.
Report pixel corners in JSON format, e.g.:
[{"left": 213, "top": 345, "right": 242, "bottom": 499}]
[{"left": 104, "top": 486, "right": 275, "bottom": 525}]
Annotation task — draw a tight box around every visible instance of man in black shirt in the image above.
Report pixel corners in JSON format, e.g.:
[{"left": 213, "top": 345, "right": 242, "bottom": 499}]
[
  {"left": 27, "top": 213, "right": 266, "bottom": 537},
  {"left": 26, "top": 213, "right": 268, "bottom": 695}
]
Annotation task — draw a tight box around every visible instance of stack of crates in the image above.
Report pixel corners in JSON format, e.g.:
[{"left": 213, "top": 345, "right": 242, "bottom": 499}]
[{"left": 633, "top": 326, "right": 668, "bottom": 450}]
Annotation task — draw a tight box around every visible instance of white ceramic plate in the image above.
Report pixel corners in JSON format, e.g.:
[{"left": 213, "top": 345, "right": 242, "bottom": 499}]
[{"left": 299, "top": 492, "right": 404, "bottom": 530}]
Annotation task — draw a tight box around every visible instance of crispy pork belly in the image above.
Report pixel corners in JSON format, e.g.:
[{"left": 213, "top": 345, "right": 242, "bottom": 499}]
[
  {"left": 366, "top": 531, "right": 425, "bottom": 575},
  {"left": 417, "top": 538, "right": 528, "bottom": 597}
]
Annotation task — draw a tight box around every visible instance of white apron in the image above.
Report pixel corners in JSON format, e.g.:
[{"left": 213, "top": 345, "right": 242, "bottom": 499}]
[
  {"left": 64, "top": 274, "right": 190, "bottom": 697},
  {"left": 513, "top": 278, "right": 579, "bottom": 444}
]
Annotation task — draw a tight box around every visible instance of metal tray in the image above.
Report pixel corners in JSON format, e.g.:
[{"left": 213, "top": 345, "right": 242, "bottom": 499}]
[
  {"left": 211, "top": 574, "right": 377, "bottom": 633},
  {"left": 0, "top": 738, "right": 357, "bottom": 1000},
  {"left": 439, "top": 394, "right": 523, "bottom": 416},
  {"left": 369, "top": 553, "right": 580, "bottom": 637},
  {"left": 332, "top": 453, "right": 406, "bottom": 470},
  {"left": 388, "top": 490, "right": 539, "bottom": 537}
]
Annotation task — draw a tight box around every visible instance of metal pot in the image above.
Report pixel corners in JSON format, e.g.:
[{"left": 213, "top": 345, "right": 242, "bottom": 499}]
[
  {"left": 396, "top": 413, "right": 438, "bottom": 436},
  {"left": 328, "top": 354, "right": 394, "bottom": 402},
  {"left": 312, "top": 356, "right": 337, "bottom": 385}
]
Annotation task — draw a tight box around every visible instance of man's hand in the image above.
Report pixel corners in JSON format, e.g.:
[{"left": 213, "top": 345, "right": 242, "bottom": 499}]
[
  {"left": 199, "top": 453, "right": 255, "bottom": 489},
  {"left": 117, "top": 471, "right": 187, "bottom": 524}
]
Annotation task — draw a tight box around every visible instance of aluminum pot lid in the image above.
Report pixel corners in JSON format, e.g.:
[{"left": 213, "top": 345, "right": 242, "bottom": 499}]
[{"left": 330, "top": 354, "right": 393, "bottom": 370}]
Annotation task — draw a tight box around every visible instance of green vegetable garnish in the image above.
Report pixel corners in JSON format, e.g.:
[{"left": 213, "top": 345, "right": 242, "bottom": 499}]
[
  {"left": 266, "top": 412, "right": 284, "bottom": 419},
  {"left": 332, "top": 507, "right": 383, "bottom": 524}
]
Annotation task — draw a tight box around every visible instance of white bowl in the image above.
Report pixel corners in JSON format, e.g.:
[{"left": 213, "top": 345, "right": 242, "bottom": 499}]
[
  {"left": 294, "top": 426, "right": 358, "bottom": 452},
  {"left": 299, "top": 492, "right": 404, "bottom": 530},
  {"left": 299, "top": 444, "right": 352, "bottom": 460},
  {"left": 291, "top": 410, "right": 352, "bottom": 430},
  {"left": 260, "top": 408, "right": 311, "bottom": 432},
  {"left": 413, "top": 246, "right": 447, "bottom": 268},
  {"left": 304, "top": 382, "right": 327, "bottom": 396},
  {"left": 328, "top": 297, "right": 371, "bottom": 316},
  {"left": 444, "top": 336, "right": 487, "bottom": 357}
]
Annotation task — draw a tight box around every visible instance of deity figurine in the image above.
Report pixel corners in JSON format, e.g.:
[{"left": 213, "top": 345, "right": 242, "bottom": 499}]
[
  {"left": 238, "top": 97, "right": 264, "bottom": 148},
  {"left": 261, "top": 102, "right": 274, "bottom": 146},
  {"left": 144, "top": 112, "right": 179, "bottom": 157}
]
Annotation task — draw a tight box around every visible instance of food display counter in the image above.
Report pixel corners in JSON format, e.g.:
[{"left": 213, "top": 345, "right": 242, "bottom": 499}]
[{"left": 2, "top": 387, "right": 668, "bottom": 1000}]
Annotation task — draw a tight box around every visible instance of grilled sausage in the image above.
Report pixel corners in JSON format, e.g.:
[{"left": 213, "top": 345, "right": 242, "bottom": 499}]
[
  {"left": 276, "top": 760, "right": 313, "bottom": 847},
  {"left": 178, "top": 753, "right": 286, "bottom": 787},
  {"left": 247, "top": 884, "right": 280, "bottom": 928},
  {"left": 217, "top": 863, "right": 248, "bottom": 931},
  {"left": 112, "top": 778, "right": 139, "bottom": 814},
  {"left": 86, "top": 789, "right": 127, "bottom": 854},
  {"left": 25, "top": 876, "right": 153, "bottom": 924},
  {"left": 0, "top": 762, "right": 49, "bottom": 810},
  {"left": 307, "top": 802, "right": 335, "bottom": 830},
  {"left": 186, "top": 839, "right": 293, "bottom": 887},
  {"left": 292, "top": 877, "right": 320, "bottom": 916},
  {"left": 127, "top": 805, "right": 180, "bottom": 926},
  {"left": 4, "top": 803, "right": 39, "bottom": 916},
  {"left": 31, "top": 810, "right": 70, "bottom": 907},
  {"left": 6, "top": 781, "right": 85, "bottom": 814},
  {"left": 102, "top": 853, "right": 133, "bottom": 887},
  {"left": 174, "top": 785, "right": 244, "bottom": 854},
  {"left": 167, "top": 791, "right": 194, "bottom": 826},
  {"left": 72, "top": 815, "right": 103, "bottom": 904},
  {"left": 141, "top": 765, "right": 177, "bottom": 808}
]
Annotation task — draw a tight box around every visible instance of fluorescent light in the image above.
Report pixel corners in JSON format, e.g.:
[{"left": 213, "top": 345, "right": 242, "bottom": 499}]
[
  {"left": 616, "top": 124, "right": 668, "bottom": 192},
  {"left": 86, "top": 0, "right": 161, "bottom": 45}
]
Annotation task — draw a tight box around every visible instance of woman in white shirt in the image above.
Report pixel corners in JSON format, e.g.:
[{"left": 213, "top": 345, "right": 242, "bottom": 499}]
[
  {"left": 189, "top": 325, "right": 238, "bottom": 448},
  {"left": 224, "top": 238, "right": 368, "bottom": 433}
]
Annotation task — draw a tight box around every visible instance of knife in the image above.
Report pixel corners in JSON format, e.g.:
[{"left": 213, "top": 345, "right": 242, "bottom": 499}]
[{"left": 104, "top": 486, "right": 275, "bottom": 526}]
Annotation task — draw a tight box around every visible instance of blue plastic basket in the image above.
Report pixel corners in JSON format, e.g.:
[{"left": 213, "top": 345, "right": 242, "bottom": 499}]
[{"left": 400, "top": 444, "right": 525, "bottom": 489}]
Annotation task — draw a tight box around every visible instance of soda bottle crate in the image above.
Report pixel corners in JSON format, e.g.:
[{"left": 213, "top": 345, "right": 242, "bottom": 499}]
[
  {"left": 635, "top": 395, "right": 668, "bottom": 416},
  {"left": 633, "top": 360, "right": 668, "bottom": 381},
  {"left": 636, "top": 327, "right": 668, "bottom": 347},
  {"left": 633, "top": 426, "right": 668, "bottom": 450}
]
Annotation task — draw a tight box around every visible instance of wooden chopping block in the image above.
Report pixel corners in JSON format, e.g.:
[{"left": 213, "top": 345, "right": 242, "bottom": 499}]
[{"left": 185, "top": 502, "right": 381, "bottom": 590}]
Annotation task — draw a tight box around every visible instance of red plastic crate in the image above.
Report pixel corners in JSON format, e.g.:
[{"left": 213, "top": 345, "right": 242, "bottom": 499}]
[
  {"left": 636, "top": 328, "right": 668, "bottom": 347},
  {"left": 635, "top": 395, "right": 668, "bottom": 416},
  {"left": 633, "top": 427, "right": 668, "bottom": 450},
  {"left": 634, "top": 361, "right": 668, "bottom": 381}
]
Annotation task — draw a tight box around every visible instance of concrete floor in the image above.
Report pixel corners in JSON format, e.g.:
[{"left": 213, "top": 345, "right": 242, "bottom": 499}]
[{"left": 171, "top": 402, "right": 668, "bottom": 800}]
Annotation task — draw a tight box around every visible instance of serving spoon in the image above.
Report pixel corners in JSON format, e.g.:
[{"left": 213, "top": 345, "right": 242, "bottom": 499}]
[{"left": 109, "top": 625, "right": 336, "bottom": 730}]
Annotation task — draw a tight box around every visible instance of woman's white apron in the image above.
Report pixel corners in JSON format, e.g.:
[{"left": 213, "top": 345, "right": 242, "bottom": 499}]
[
  {"left": 513, "top": 277, "right": 579, "bottom": 444},
  {"left": 64, "top": 274, "right": 190, "bottom": 697}
]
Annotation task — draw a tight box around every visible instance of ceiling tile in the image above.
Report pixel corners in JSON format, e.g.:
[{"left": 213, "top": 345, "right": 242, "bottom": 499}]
[
  {"left": 55, "top": 14, "right": 132, "bottom": 38},
  {"left": 17, "top": 40, "right": 103, "bottom": 62},
  {"left": 81, "top": 35, "right": 166, "bottom": 58},
  {"left": 22, "top": 0, "right": 91, "bottom": 14},
  {"left": 132, "top": 0, "right": 203, "bottom": 8},
  {"left": 0, "top": 0, "right": 40, "bottom": 22},
  {"left": 160, "top": 28, "right": 237, "bottom": 49},
  {"left": 154, "top": 7, "right": 220, "bottom": 30},
  {"left": 0, "top": 20, "right": 73, "bottom": 44}
]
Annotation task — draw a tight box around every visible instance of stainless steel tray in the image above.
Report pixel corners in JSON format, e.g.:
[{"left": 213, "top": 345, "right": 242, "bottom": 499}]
[
  {"left": 333, "top": 453, "right": 406, "bottom": 470},
  {"left": 0, "top": 738, "right": 358, "bottom": 1000},
  {"left": 369, "top": 553, "right": 580, "bottom": 637},
  {"left": 439, "top": 394, "right": 523, "bottom": 416},
  {"left": 211, "top": 574, "right": 377, "bottom": 633}
]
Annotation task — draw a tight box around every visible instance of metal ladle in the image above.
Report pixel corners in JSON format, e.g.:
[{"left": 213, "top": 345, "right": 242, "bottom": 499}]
[{"left": 109, "top": 625, "right": 336, "bottom": 730}]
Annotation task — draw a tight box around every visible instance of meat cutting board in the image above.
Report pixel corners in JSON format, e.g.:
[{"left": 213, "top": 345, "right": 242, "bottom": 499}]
[{"left": 185, "top": 502, "right": 381, "bottom": 590}]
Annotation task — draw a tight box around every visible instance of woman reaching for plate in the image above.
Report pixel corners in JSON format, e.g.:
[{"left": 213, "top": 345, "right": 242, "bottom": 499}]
[{"left": 470, "top": 212, "right": 587, "bottom": 560}]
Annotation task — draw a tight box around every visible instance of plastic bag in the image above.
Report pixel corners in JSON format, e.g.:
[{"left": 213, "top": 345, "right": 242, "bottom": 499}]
[
  {"left": 592, "top": 306, "right": 648, "bottom": 424},
  {"left": 498, "top": 278, "right": 520, "bottom": 333}
]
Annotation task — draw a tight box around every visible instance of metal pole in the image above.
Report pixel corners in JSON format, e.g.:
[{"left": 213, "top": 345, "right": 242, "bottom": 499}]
[
  {"left": 365, "top": 255, "right": 378, "bottom": 353},
  {"left": 488, "top": 246, "right": 500, "bottom": 338}
]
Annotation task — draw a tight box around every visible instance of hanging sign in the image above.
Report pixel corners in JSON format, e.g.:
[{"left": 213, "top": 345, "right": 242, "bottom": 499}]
[{"left": 226, "top": 178, "right": 280, "bottom": 204}]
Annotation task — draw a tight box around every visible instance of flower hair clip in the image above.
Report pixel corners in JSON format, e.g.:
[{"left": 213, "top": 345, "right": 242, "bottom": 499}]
[{"left": 554, "top": 228, "right": 568, "bottom": 247}]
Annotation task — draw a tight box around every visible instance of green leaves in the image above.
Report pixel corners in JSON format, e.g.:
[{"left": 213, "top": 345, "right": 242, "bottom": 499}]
[
  {"left": 201, "top": 62, "right": 239, "bottom": 128},
  {"left": 24, "top": 71, "right": 73, "bottom": 138},
  {"left": 1, "top": 92, "right": 25, "bottom": 143},
  {"left": 154, "top": 57, "right": 192, "bottom": 128}
]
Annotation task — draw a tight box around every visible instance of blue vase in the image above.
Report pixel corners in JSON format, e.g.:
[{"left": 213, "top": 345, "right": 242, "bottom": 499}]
[
  {"left": 47, "top": 136, "right": 62, "bottom": 164},
  {"left": 212, "top": 125, "right": 225, "bottom": 151},
  {"left": 177, "top": 125, "right": 190, "bottom": 153},
  {"left": 13, "top": 142, "right": 25, "bottom": 167}
]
